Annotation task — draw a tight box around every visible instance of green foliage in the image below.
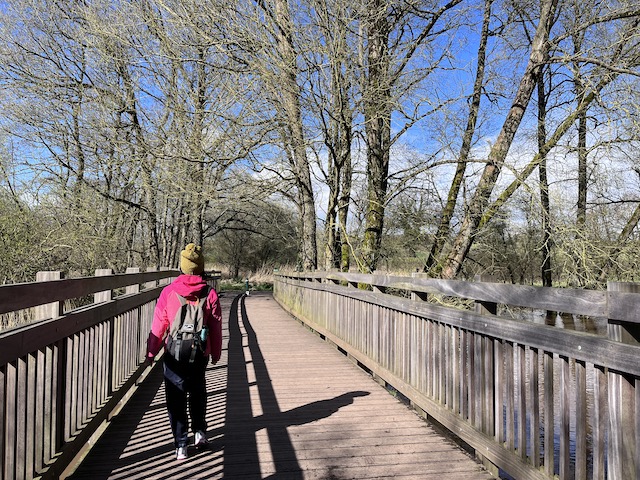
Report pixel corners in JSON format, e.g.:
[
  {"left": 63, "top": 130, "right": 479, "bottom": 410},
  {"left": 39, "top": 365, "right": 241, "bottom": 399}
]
[{"left": 0, "top": 193, "right": 61, "bottom": 283}]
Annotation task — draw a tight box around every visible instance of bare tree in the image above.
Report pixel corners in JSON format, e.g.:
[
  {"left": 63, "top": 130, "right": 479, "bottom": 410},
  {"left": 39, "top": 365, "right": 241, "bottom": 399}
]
[
  {"left": 358, "top": 0, "right": 464, "bottom": 274},
  {"left": 425, "top": 0, "right": 494, "bottom": 275},
  {"left": 441, "top": 0, "right": 559, "bottom": 278},
  {"left": 458, "top": 5, "right": 640, "bottom": 282}
]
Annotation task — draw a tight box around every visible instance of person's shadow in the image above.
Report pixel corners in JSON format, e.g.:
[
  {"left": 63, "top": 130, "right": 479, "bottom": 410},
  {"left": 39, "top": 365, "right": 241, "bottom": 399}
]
[
  {"left": 223, "top": 294, "right": 370, "bottom": 479},
  {"left": 67, "top": 293, "right": 370, "bottom": 480}
]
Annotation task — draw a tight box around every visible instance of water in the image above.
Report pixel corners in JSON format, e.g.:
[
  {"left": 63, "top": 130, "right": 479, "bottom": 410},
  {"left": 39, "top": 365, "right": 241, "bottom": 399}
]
[
  {"left": 503, "top": 307, "right": 607, "bottom": 336},
  {"left": 495, "top": 307, "right": 608, "bottom": 478}
]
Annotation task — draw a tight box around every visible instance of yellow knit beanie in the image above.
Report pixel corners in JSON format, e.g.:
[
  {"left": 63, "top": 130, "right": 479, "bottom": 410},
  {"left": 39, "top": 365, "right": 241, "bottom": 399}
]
[{"left": 180, "top": 243, "right": 204, "bottom": 275}]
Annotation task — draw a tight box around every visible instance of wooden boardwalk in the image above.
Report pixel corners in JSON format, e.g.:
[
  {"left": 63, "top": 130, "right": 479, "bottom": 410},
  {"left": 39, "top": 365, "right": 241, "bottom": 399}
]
[{"left": 67, "top": 292, "right": 493, "bottom": 480}]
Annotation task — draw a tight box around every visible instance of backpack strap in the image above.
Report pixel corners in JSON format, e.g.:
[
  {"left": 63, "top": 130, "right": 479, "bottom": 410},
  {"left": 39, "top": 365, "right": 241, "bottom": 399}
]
[{"left": 172, "top": 294, "right": 188, "bottom": 360}]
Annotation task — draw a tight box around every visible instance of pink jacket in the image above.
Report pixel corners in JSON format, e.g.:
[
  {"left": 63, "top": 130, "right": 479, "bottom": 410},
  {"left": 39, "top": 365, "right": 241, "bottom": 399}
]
[{"left": 146, "top": 274, "right": 222, "bottom": 363}]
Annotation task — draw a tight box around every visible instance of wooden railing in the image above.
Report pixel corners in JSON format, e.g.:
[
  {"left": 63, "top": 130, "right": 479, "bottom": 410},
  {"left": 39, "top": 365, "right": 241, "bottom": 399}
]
[
  {"left": 274, "top": 272, "right": 640, "bottom": 480},
  {"left": 0, "top": 268, "right": 219, "bottom": 480}
]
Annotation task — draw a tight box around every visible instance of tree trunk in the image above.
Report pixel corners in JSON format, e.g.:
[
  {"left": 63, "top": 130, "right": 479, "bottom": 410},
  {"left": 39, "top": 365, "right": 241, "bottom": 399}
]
[
  {"left": 538, "top": 73, "right": 553, "bottom": 287},
  {"left": 441, "top": 0, "right": 558, "bottom": 279},
  {"left": 576, "top": 108, "right": 587, "bottom": 230},
  {"left": 425, "top": 0, "right": 493, "bottom": 275},
  {"left": 322, "top": 9, "right": 353, "bottom": 272},
  {"left": 324, "top": 159, "right": 340, "bottom": 270},
  {"left": 273, "top": 0, "right": 317, "bottom": 271},
  {"left": 189, "top": 46, "right": 207, "bottom": 248},
  {"left": 362, "top": 0, "right": 391, "bottom": 273}
]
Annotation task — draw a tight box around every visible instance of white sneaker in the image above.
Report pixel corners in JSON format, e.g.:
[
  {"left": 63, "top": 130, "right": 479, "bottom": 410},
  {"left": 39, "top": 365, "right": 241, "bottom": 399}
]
[
  {"left": 194, "top": 430, "right": 208, "bottom": 448},
  {"left": 176, "top": 446, "right": 188, "bottom": 460}
]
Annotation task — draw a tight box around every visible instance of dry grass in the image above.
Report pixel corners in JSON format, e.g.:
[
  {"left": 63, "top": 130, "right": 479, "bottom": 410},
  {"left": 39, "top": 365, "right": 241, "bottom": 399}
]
[
  {"left": 0, "top": 308, "right": 35, "bottom": 332},
  {"left": 0, "top": 298, "right": 92, "bottom": 333}
]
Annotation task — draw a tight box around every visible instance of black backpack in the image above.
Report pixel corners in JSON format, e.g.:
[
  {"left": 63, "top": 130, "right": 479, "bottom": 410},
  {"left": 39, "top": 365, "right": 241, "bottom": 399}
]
[{"left": 166, "top": 290, "right": 209, "bottom": 363}]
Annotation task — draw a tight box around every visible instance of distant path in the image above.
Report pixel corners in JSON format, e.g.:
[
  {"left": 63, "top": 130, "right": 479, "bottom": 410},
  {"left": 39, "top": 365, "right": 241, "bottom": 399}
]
[{"left": 68, "top": 292, "right": 492, "bottom": 479}]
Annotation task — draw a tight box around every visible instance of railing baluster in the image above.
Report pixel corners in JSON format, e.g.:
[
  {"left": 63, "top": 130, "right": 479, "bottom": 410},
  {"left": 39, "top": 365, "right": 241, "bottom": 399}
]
[
  {"left": 26, "top": 353, "right": 36, "bottom": 480},
  {"left": 518, "top": 344, "right": 526, "bottom": 460},
  {"left": 505, "top": 342, "right": 514, "bottom": 452},
  {"left": 529, "top": 347, "right": 540, "bottom": 468},
  {"left": 16, "top": 357, "right": 26, "bottom": 480},
  {"left": 543, "top": 350, "right": 554, "bottom": 477},
  {"left": 35, "top": 349, "right": 45, "bottom": 475},
  {"left": 559, "top": 355, "right": 570, "bottom": 479},
  {"left": 1, "top": 266, "right": 191, "bottom": 479},
  {"left": 607, "top": 281, "right": 640, "bottom": 480},
  {"left": 575, "top": 359, "right": 587, "bottom": 480},
  {"left": 0, "top": 366, "right": 5, "bottom": 479},
  {"left": 5, "top": 361, "right": 16, "bottom": 480},
  {"left": 261, "top": 273, "right": 640, "bottom": 480},
  {"left": 591, "top": 364, "right": 606, "bottom": 479},
  {"left": 494, "top": 338, "right": 504, "bottom": 444}
]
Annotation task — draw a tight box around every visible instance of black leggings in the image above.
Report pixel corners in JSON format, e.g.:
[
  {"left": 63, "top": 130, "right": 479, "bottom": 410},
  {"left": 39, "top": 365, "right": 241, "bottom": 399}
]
[{"left": 163, "top": 356, "right": 207, "bottom": 448}]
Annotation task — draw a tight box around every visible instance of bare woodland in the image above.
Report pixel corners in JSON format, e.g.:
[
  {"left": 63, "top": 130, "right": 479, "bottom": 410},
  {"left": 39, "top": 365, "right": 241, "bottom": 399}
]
[{"left": 1, "top": 0, "right": 640, "bottom": 287}]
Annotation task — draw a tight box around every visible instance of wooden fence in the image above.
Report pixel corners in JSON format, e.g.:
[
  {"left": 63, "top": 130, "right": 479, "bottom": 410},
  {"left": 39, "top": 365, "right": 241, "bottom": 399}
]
[
  {"left": 0, "top": 268, "right": 219, "bottom": 480},
  {"left": 274, "top": 272, "right": 640, "bottom": 480}
]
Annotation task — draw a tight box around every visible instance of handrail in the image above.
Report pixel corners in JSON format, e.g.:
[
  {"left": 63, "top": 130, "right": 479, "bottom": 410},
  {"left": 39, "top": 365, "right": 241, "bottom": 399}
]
[
  {"left": 274, "top": 272, "right": 640, "bottom": 480},
  {"left": 0, "top": 270, "right": 180, "bottom": 315},
  {"left": 0, "top": 269, "right": 220, "bottom": 480}
]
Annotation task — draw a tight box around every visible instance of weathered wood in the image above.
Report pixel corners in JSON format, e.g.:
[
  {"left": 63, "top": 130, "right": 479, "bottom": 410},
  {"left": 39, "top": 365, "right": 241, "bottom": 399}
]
[
  {"left": 35, "top": 349, "right": 45, "bottom": 474},
  {"left": 559, "top": 355, "right": 570, "bottom": 479},
  {"left": 0, "top": 268, "right": 195, "bottom": 480},
  {"left": 5, "top": 362, "right": 16, "bottom": 480},
  {"left": 66, "top": 293, "right": 493, "bottom": 480},
  {"left": 278, "top": 278, "right": 640, "bottom": 377},
  {"left": 636, "top": 378, "right": 640, "bottom": 480},
  {"left": 607, "top": 282, "right": 639, "bottom": 480},
  {"left": 528, "top": 347, "right": 540, "bottom": 468},
  {"left": 0, "top": 368, "right": 4, "bottom": 479},
  {"left": 517, "top": 345, "right": 526, "bottom": 459},
  {"left": 26, "top": 353, "right": 36, "bottom": 480},
  {"left": 607, "top": 291, "right": 640, "bottom": 323},
  {"left": 279, "top": 299, "right": 548, "bottom": 480},
  {"left": 0, "top": 270, "right": 178, "bottom": 315},
  {"left": 505, "top": 342, "right": 514, "bottom": 452},
  {"left": 593, "top": 365, "right": 606, "bottom": 480},
  {"left": 34, "top": 272, "right": 64, "bottom": 324},
  {"left": 494, "top": 339, "right": 504, "bottom": 444},
  {"left": 0, "top": 287, "right": 163, "bottom": 367},
  {"left": 575, "top": 360, "right": 587, "bottom": 480},
  {"left": 483, "top": 337, "right": 494, "bottom": 437},
  {"left": 316, "top": 272, "right": 608, "bottom": 317},
  {"left": 16, "top": 358, "right": 26, "bottom": 480},
  {"left": 543, "top": 351, "right": 554, "bottom": 477},
  {"left": 275, "top": 273, "right": 640, "bottom": 480}
]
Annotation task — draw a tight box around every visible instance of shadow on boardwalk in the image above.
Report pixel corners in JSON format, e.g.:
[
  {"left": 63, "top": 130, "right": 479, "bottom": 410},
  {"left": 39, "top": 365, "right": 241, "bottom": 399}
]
[
  {"left": 224, "top": 294, "right": 370, "bottom": 480},
  {"left": 68, "top": 293, "right": 374, "bottom": 480}
]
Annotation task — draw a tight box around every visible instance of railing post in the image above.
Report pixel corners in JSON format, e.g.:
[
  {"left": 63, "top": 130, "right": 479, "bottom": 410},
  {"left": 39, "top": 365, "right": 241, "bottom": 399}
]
[
  {"left": 411, "top": 272, "right": 429, "bottom": 301},
  {"left": 473, "top": 275, "right": 497, "bottom": 476},
  {"left": 474, "top": 275, "right": 497, "bottom": 316},
  {"left": 94, "top": 269, "right": 113, "bottom": 303},
  {"left": 125, "top": 268, "right": 142, "bottom": 366},
  {"left": 607, "top": 282, "right": 640, "bottom": 480},
  {"left": 95, "top": 269, "right": 115, "bottom": 398},
  {"left": 143, "top": 266, "right": 158, "bottom": 289},
  {"left": 35, "top": 271, "right": 68, "bottom": 459},
  {"left": 159, "top": 266, "right": 172, "bottom": 286},
  {"left": 35, "top": 271, "right": 64, "bottom": 320},
  {"left": 371, "top": 271, "right": 386, "bottom": 293},
  {"left": 125, "top": 268, "right": 141, "bottom": 295}
]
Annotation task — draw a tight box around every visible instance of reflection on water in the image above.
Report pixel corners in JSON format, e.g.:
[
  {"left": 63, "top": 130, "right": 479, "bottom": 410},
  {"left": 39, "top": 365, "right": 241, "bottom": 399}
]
[
  {"left": 494, "top": 308, "right": 608, "bottom": 478},
  {"left": 504, "top": 308, "right": 607, "bottom": 336}
]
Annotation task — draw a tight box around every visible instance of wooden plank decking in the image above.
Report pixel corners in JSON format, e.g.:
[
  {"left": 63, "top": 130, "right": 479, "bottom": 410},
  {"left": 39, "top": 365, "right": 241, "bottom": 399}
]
[{"left": 67, "top": 292, "right": 493, "bottom": 480}]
